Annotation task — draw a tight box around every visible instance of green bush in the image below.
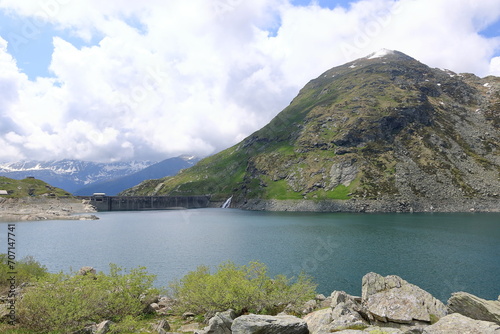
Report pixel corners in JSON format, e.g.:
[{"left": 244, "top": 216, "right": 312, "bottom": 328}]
[
  {"left": 17, "top": 264, "right": 160, "bottom": 333},
  {"left": 169, "top": 261, "right": 317, "bottom": 315},
  {"left": 0, "top": 254, "right": 48, "bottom": 294}
]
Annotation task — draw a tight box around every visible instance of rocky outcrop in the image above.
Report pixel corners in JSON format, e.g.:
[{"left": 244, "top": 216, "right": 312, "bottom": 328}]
[
  {"left": 305, "top": 273, "right": 451, "bottom": 333},
  {"left": 447, "top": 291, "right": 500, "bottom": 325},
  {"left": 231, "top": 314, "right": 308, "bottom": 334},
  {"left": 362, "top": 272, "right": 447, "bottom": 324},
  {"left": 422, "top": 313, "right": 500, "bottom": 333}
]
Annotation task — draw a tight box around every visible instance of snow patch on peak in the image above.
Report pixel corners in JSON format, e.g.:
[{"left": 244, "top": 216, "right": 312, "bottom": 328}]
[{"left": 367, "top": 49, "right": 394, "bottom": 59}]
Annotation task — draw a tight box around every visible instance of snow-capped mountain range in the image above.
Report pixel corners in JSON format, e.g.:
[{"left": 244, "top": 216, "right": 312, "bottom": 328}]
[
  {"left": 0, "top": 156, "right": 200, "bottom": 195},
  {"left": 0, "top": 159, "right": 155, "bottom": 193}
]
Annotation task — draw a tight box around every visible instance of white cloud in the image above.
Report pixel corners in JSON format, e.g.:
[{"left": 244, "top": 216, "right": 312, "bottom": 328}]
[
  {"left": 490, "top": 57, "right": 500, "bottom": 76},
  {"left": 0, "top": 0, "right": 499, "bottom": 163}
]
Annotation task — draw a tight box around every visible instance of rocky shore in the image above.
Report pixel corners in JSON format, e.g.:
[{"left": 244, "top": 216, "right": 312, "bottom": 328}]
[
  {"left": 5, "top": 270, "right": 499, "bottom": 333},
  {"left": 189, "top": 272, "right": 499, "bottom": 334},
  {"left": 0, "top": 197, "right": 98, "bottom": 221},
  {"left": 236, "top": 198, "right": 500, "bottom": 213}
]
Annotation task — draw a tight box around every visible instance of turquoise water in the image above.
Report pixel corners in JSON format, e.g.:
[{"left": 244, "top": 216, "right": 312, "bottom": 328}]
[{"left": 2, "top": 209, "right": 499, "bottom": 301}]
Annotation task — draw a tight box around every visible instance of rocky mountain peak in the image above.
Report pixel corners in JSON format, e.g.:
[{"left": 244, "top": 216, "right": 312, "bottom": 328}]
[{"left": 122, "top": 52, "right": 500, "bottom": 212}]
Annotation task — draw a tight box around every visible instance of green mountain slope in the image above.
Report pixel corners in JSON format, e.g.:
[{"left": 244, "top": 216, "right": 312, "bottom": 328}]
[
  {"left": 0, "top": 176, "right": 72, "bottom": 198},
  {"left": 121, "top": 50, "right": 500, "bottom": 210}
]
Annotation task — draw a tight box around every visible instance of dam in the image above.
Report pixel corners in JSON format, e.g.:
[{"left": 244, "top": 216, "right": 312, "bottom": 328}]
[{"left": 89, "top": 194, "right": 211, "bottom": 211}]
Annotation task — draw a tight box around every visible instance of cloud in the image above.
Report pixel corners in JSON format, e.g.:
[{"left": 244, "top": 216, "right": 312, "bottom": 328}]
[{"left": 0, "top": 0, "right": 499, "bottom": 162}]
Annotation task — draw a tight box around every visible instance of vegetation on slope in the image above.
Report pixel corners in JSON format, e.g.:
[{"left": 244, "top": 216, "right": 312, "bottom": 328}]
[
  {"left": 121, "top": 51, "right": 500, "bottom": 204},
  {"left": 0, "top": 256, "right": 316, "bottom": 333},
  {"left": 0, "top": 176, "right": 71, "bottom": 198}
]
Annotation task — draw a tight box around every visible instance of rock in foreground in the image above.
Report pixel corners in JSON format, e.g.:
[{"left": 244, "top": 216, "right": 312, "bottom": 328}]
[
  {"left": 448, "top": 291, "right": 500, "bottom": 325},
  {"left": 422, "top": 313, "right": 500, "bottom": 333},
  {"left": 231, "top": 314, "right": 308, "bottom": 334},
  {"left": 362, "top": 272, "right": 447, "bottom": 324}
]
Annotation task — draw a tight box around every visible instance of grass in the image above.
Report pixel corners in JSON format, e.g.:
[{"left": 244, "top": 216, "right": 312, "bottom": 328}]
[
  {"left": 0, "top": 177, "right": 71, "bottom": 198},
  {"left": 263, "top": 179, "right": 303, "bottom": 200}
]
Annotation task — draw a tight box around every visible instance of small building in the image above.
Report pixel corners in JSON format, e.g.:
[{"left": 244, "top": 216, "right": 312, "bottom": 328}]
[
  {"left": 0, "top": 190, "right": 8, "bottom": 195},
  {"left": 92, "top": 193, "right": 106, "bottom": 202}
]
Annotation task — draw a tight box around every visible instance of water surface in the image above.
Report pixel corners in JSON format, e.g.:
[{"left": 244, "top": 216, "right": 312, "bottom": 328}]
[{"left": 2, "top": 209, "right": 499, "bottom": 301}]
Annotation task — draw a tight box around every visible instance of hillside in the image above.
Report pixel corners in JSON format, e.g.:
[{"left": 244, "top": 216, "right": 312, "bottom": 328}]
[
  {"left": 74, "top": 155, "right": 199, "bottom": 195},
  {"left": 0, "top": 176, "right": 71, "bottom": 198},
  {"left": 120, "top": 50, "right": 500, "bottom": 212}
]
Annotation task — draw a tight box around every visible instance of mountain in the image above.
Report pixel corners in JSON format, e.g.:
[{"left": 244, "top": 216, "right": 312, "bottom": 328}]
[
  {"left": 0, "top": 160, "right": 154, "bottom": 193},
  {"left": 73, "top": 155, "right": 200, "bottom": 195},
  {"left": 120, "top": 50, "right": 500, "bottom": 212}
]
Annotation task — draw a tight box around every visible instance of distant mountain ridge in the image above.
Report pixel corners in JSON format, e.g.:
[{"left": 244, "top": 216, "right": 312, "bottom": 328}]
[
  {"left": 0, "top": 159, "right": 154, "bottom": 193},
  {"left": 121, "top": 50, "right": 500, "bottom": 212},
  {"left": 74, "top": 155, "right": 200, "bottom": 195}
]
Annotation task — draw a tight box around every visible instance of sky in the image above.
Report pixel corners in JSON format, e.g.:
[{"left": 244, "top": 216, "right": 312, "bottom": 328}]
[{"left": 0, "top": 0, "right": 499, "bottom": 163}]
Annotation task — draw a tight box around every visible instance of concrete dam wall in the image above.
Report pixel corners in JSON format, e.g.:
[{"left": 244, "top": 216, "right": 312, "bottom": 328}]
[{"left": 90, "top": 195, "right": 211, "bottom": 211}]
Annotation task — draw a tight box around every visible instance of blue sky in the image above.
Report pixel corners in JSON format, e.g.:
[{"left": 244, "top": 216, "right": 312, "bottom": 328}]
[{"left": 0, "top": 0, "right": 500, "bottom": 162}]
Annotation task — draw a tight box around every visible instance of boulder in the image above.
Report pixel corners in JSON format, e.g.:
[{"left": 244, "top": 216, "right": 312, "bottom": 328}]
[
  {"left": 329, "top": 302, "right": 368, "bottom": 331},
  {"left": 302, "top": 299, "right": 318, "bottom": 314},
  {"left": 362, "top": 272, "right": 447, "bottom": 324},
  {"left": 198, "top": 309, "right": 236, "bottom": 334},
  {"left": 303, "top": 308, "right": 333, "bottom": 334},
  {"left": 152, "top": 319, "right": 171, "bottom": 334},
  {"left": 182, "top": 312, "right": 196, "bottom": 320},
  {"left": 422, "top": 313, "right": 500, "bottom": 333},
  {"left": 231, "top": 314, "right": 308, "bottom": 334},
  {"left": 447, "top": 291, "right": 500, "bottom": 325}
]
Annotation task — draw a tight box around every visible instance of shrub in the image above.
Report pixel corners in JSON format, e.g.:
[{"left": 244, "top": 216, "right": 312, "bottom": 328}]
[
  {"left": 169, "top": 261, "right": 317, "bottom": 315},
  {"left": 0, "top": 254, "right": 48, "bottom": 294},
  {"left": 17, "top": 264, "right": 160, "bottom": 333}
]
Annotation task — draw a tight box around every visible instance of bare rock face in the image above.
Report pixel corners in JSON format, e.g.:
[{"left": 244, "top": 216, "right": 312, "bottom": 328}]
[
  {"left": 361, "top": 272, "right": 447, "bottom": 324},
  {"left": 422, "top": 313, "right": 500, "bottom": 333},
  {"left": 231, "top": 314, "right": 308, "bottom": 334},
  {"left": 447, "top": 291, "right": 500, "bottom": 325}
]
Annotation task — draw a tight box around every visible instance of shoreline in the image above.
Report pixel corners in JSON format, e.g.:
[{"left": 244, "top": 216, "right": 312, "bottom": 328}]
[
  {"left": 233, "top": 198, "right": 500, "bottom": 213},
  {"left": 0, "top": 197, "right": 98, "bottom": 222}
]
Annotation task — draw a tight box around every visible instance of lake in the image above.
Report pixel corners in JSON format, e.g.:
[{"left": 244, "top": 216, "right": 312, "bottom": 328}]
[{"left": 2, "top": 209, "right": 499, "bottom": 302}]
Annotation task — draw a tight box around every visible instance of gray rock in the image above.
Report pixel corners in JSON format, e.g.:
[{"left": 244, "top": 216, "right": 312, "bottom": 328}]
[
  {"left": 182, "top": 312, "right": 196, "bottom": 319},
  {"left": 152, "top": 319, "right": 171, "bottom": 334},
  {"left": 231, "top": 314, "right": 308, "bottom": 334},
  {"left": 330, "top": 290, "right": 350, "bottom": 309},
  {"left": 422, "top": 313, "right": 500, "bottom": 333},
  {"left": 303, "top": 308, "right": 333, "bottom": 334},
  {"left": 77, "top": 266, "right": 97, "bottom": 276},
  {"left": 96, "top": 320, "right": 113, "bottom": 334},
  {"left": 362, "top": 272, "right": 447, "bottom": 324},
  {"left": 315, "top": 294, "right": 326, "bottom": 301},
  {"left": 198, "top": 309, "right": 236, "bottom": 334},
  {"left": 329, "top": 302, "right": 368, "bottom": 332},
  {"left": 302, "top": 299, "right": 318, "bottom": 314},
  {"left": 447, "top": 291, "right": 500, "bottom": 325}
]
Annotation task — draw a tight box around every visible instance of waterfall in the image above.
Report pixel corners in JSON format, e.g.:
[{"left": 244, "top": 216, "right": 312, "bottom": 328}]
[{"left": 221, "top": 196, "right": 233, "bottom": 209}]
